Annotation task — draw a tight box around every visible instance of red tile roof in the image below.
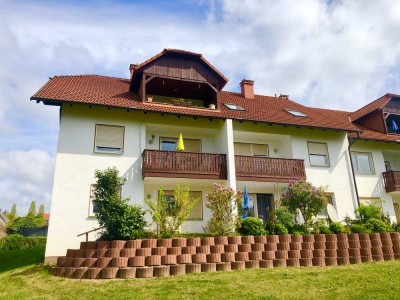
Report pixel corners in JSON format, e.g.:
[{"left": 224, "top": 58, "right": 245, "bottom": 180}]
[
  {"left": 349, "top": 93, "right": 398, "bottom": 121},
  {"left": 31, "top": 74, "right": 360, "bottom": 132}
]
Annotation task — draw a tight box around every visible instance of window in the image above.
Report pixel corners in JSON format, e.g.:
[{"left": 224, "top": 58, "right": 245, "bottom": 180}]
[
  {"left": 224, "top": 103, "right": 245, "bottom": 111},
  {"left": 88, "top": 184, "right": 97, "bottom": 217},
  {"left": 94, "top": 124, "right": 125, "bottom": 154},
  {"left": 234, "top": 143, "right": 269, "bottom": 157},
  {"left": 351, "top": 152, "right": 374, "bottom": 173},
  {"left": 318, "top": 193, "right": 335, "bottom": 220},
  {"left": 308, "top": 142, "right": 330, "bottom": 167},
  {"left": 163, "top": 190, "right": 203, "bottom": 220},
  {"left": 159, "top": 137, "right": 202, "bottom": 152},
  {"left": 88, "top": 184, "right": 122, "bottom": 217},
  {"left": 285, "top": 109, "right": 307, "bottom": 117}
]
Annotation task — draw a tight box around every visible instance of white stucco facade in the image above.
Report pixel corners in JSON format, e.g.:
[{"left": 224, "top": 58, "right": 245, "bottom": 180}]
[{"left": 45, "top": 103, "right": 399, "bottom": 263}]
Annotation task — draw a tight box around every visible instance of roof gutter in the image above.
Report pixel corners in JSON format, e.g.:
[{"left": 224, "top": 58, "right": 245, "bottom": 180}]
[{"left": 31, "top": 97, "right": 362, "bottom": 135}]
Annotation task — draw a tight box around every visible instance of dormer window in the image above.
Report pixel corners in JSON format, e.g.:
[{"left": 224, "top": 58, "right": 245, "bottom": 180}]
[
  {"left": 224, "top": 103, "right": 245, "bottom": 111},
  {"left": 285, "top": 109, "right": 307, "bottom": 117}
]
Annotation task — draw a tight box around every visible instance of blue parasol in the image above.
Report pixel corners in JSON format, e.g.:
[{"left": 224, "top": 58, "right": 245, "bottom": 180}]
[
  {"left": 391, "top": 120, "right": 399, "bottom": 132},
  {"left": 242, "top": 186, "right": 249, "bottom": 219}
]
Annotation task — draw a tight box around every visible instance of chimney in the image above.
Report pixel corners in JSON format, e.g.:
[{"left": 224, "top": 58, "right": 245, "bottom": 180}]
[
  {"left": 240, "top": 79, "right": 255, "bottom": 99},
  {"left": 129, "top": 64, "right": 137, "bottom": 79}
]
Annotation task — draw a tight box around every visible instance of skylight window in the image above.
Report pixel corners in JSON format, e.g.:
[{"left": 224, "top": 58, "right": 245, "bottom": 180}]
[
  {"left": 224, "top": 103, "right": 245, "bottom": 111},
  {"left": 285, "top": 109, "right": 307, "bottom": 117}
]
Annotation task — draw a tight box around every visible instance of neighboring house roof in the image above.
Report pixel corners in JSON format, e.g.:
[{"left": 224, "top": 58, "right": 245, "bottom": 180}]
[
  {"left": 131, "top": 48, "right": 229, "bottom": 88},
  {"left": 349, "top": 93, "right": 398, "bottom": 122},
  {"left": 31, "top": 74, "right": 360, "bottom": 132},
  {"left": 44, "top": 213, "right": 50, "bottom": 221},
  {"left": 0, "top": 211, "right": 9, "bottom": 226}
]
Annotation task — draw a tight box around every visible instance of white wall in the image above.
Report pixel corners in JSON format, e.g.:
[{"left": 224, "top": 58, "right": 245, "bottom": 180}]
[
  {"left": 351, "top": 140, "right": 400, "bottom": 221},
  {"left": 45, "top": 105, "right": 146, "bottom": 261}
]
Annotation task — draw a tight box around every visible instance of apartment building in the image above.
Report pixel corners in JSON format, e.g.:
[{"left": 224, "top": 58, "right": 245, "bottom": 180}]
[{"left": 31, "top": 49, "right": 400, "bottom": 263}]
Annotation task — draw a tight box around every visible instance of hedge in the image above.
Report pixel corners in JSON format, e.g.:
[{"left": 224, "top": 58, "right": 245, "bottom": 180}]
[{"left": 0, "top": 234, "right": 47, "bottom": 250}]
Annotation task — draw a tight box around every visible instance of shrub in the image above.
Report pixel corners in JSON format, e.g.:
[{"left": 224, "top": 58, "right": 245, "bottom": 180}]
[
  {"left": 265, "top": 206, "right": 294, "bottom": 235},
  {"left": 7, "top": 216, "right": 38, "bottom": 232},
  {"left": 0, "top": 234, "right": 47, "bottom": 250},
  {"left": 350, "top": 224, "right": 369, "bottom": 234},
  {"left": 93, "top": 167, "right": 147, "bottom": 240},
  {"left": 281, "top": 180, "right": 329, "bottom": 227},
  {"left": 290, "top": 224, "right": 311, "bottom": 235},
  {"left": 313, "top": 221, "right": 332, "bottom": 234},
  {"left": 392, "top": 223, "right": 400, "bottom": 232},
  {"left": 145, "top": 185, "right": 198, "bottom": 237},
  {"left": 274, "top": 223, "right": 289, "bottom": 235},
  {"left": 355, "top": 204, "right": 382, "bottom": 223},
  {"left": 237, "top": 217, "right": 266, "bottom": 236},
  {"left": 204, "top": 184, "right": 242, "bottom": 236},
  {"left": 329, "top": 222, "right": 345, "bottom": 234},
  {"left": 365, "top": 218, "right": 393, "bottom": 233}
]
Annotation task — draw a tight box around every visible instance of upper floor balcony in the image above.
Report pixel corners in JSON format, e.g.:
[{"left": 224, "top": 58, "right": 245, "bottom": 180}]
[
  {"left": 383, "top": 170, "right": 400, "bottom": 193},
  {"left": 142, "top": 149, "right": 227, "bottom": 180},
  {"left": 235, "top": 155, "right": 306, "bottom": 182}
]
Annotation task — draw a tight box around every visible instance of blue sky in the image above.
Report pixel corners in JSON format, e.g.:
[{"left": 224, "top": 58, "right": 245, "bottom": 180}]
[{"left": 1, "top": 0, "right": 400, "bottom": 215}]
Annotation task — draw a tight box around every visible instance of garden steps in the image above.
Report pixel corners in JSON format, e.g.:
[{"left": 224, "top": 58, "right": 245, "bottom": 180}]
[{"left": 51, "top": 232, "right": 400, "bottom": 279}]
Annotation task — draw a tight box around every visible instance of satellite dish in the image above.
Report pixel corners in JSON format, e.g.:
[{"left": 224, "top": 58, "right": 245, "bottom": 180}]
[
  {"left": 295, "top": 209, "right": 305, "bottom": 225},
  {"left": 327, "top": 204, "right": 339, "bottom": 222}
]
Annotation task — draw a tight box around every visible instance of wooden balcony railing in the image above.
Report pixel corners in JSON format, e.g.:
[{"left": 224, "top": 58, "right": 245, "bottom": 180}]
[
  {"left": 142, "top": 149, "right": 227, "bottom": 180},
  {"left": 383, "top": 171, "right": 400, "bottom": 193},
  {"left": 235, "top": 155, "right": 306, "bottom": 182}
]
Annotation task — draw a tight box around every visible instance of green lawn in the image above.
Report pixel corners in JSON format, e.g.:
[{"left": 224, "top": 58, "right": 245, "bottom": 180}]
[{"left": 1, "top": 248, "right": 400, "bottom": 299}]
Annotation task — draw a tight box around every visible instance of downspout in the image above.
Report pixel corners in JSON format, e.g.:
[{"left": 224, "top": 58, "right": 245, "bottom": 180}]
[{"left": 348, "top": 133, "right": 361, "bottom": 207}]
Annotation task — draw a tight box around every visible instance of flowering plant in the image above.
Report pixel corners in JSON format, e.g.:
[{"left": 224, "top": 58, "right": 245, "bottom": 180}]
[
  {"left": 281, "top": 180, "right": 328, "bottom": 227},
  {"left": 204, "top": 183, "right": 242, "bottom": 236}
]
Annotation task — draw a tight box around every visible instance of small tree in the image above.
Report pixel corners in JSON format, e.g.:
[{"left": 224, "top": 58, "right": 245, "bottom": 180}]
[
  {"left": 145, "top": 185, "right": 198, "bottom": 237},
  {"left": 281, "top": 180, "right": 328, "bottom": 227},
  {"left": 93, "top": 167, "right": 147, "bottom": 240},
  {"left": 27, "top": 201, "right": 36, "bottom": 217},
  {"left": 6, "top": 204, "right": 17, "bottom": 221},
  {"left": 37, "top": 204, "right": 45, "bottom": 219},
  {"left": 204, "top": 183, "right": 242, "bottom": 236}
]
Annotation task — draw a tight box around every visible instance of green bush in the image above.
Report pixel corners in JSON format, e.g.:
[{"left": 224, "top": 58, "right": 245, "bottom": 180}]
[
  {"left": 0, "top": 234, "right": 47, "bottom": 250},
  {"left": 355, "top": 204, "right": 382, "bottom": 223},
  {"left": 392, "top": 223, "right": 400, "bottom": 232},
  {"left": 93, "top": 168, "right": 147, "bottom": 240},
  {"left": 350, "top": 224, "right": 369, "bottom": 233},
  {"left": 313, "top": 223, "right": 332, "bottom": 234},
  {"left": 290, "top": 224, "right": 310, "bottom": 235},
  {"left": 275, "top": 223, "right": 289, "bottom": 235},
  {"left": 365, "top": 218, "right": 393, "bottom": 233},
  {"left": 329, "top": 222, "right": 345, "bottom": 234},
  {"left": 237, "top": 217, "right": 266, "bottom": 236}
]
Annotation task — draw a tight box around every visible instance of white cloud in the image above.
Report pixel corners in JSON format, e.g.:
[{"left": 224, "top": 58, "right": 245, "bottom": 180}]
[
  {"left": 0, "top": 0, "right": 400, "bottom": 215},
  {"left": 0, "top": 149, "right": 55, "bottom": 215}
]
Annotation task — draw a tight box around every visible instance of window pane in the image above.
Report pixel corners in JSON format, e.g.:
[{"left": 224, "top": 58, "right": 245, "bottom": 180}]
[
  {"left": 95, "top": 125, "right": 124, "bottom": 154},
  {"left": 357, "top": 154, "right": 372, "bottom": 172},
  {"left": 183, "top": 139, "right": 201, "bottom": 153},
  {"left": 308, "top": 142, "right": 328, "bottom": 155},
  {"left": 310, "top": 154, "right": 329, "bottom": 166},
  {"left": 234, "top": 143, "right": 252, "bottom": 156},
  {"left": 161, "top": 141, "right": 176, "bottom": 151},
  {"left": 252, "top": 144, "right": 268, "bottom": 157}
]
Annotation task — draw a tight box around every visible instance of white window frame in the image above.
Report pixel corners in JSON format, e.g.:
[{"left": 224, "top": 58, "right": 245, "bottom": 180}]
[
  {"left": 234, "top": 143, "right": 269, "bottom": 157},
  {"left": 94, "top": 124, "right": 125, "bottom": 154},
  {"left": 351, "top": 152, "right": 375, "bottom": 174},
  {"left": 307, "top": 142, "right": 330, "bottom": 167}
]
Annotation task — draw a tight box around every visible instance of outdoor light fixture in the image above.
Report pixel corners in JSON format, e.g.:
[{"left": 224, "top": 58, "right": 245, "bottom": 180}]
[{"left": 148, "top": 134, "right": 155, "bottom": 144}]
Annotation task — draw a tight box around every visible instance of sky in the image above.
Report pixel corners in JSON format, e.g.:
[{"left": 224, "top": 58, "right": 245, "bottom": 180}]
[{"left": 1, "top": 0, "right": 400, "bottom": 215}]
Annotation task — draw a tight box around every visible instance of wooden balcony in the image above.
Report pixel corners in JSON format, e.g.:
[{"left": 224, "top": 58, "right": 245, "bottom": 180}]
[
  {"left": 383, "top": 171, "right": 400, "bottom": 193},
  {"left": 142, "top": 149, "right": 227, "bottom": 180},
  {"left": 235, "top": 155, "right": 306, "bottom": 182}
]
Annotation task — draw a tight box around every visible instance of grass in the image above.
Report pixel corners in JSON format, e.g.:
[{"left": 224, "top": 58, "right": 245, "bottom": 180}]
[{"left": 1, "top": 248, "right": 400, "bottom": 299}]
